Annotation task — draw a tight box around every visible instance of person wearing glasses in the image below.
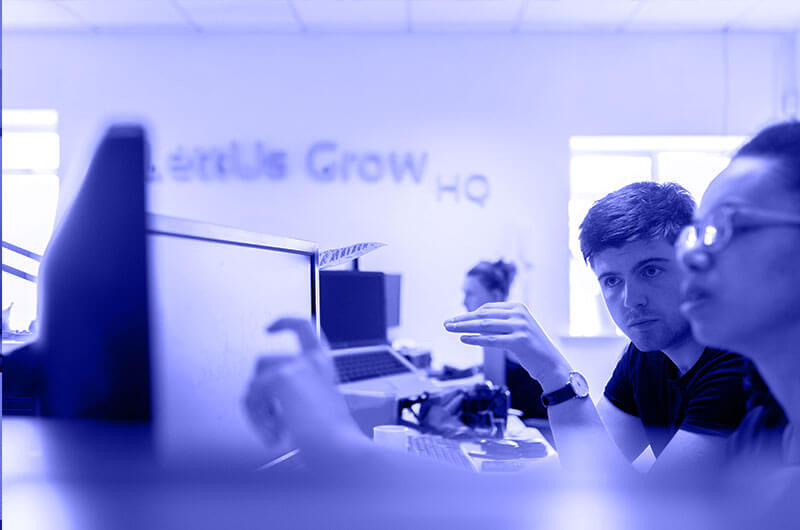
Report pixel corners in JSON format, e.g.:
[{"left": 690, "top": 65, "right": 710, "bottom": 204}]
[
  {"left": 444, "top": 182, "right": 759, "bottom": 471},
  {"left": 676, "top": 121, "right": 800, "bottom": 471}
]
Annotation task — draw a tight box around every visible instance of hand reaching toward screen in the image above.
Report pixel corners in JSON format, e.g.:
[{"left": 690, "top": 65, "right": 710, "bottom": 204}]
[
  {"left": 444, "top": 302, "right": 572, "bottom": 392},
  {"left": 244, "top": 318, "right": 364, "bottom": 454}
]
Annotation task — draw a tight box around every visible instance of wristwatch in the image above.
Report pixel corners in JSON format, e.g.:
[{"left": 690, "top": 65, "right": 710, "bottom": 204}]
[{"left": 540, "top": 371, "right": 590, "bottom": 407}]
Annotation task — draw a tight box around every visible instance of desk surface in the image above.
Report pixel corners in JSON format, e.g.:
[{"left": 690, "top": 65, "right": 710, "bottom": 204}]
[
  {"left": 406, "top": 415, "right": 559, "bottom": 473},
  {"left": 4, "top": 417, "right": 795, "bottom": 530}
]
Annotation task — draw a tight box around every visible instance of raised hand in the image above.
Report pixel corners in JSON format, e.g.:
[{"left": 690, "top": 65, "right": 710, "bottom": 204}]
[
  {"left": 444, "top": 302, "right": 571, "bottom": 392},
  {"left": 243, "top": 318, "right": 363, "bottom": 452}
]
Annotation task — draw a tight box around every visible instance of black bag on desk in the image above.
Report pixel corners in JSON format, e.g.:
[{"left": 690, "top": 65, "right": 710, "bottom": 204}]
[{"left": 399, "top": 382, "right": 510, "bottom": 439}]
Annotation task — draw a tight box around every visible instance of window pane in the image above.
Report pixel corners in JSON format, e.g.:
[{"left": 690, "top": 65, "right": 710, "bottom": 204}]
[
  {"left": 570, "top": 155, "right": 652, "bottom": 195},
  {"left": 568, "top": 196, "right": 596, "bottom": 258},
  {"left": 2, "top": 272, "right": 38, "bottom": 332},
  {"left": 2, "top": 251, "right": 41, "bottom": 277},
  {"left": 2, "top": 173, "right": 58, "bottom": 335},
  {"left": 2, "top": 132, "right": 60, "bottom": 171},
  {"left": 2, "top": 173, "right": 60, "bottom": 255},
  {"left": 657, "top": 151, "right": 731, "bottom": 203},
  {"left": 569, "top": 259, "right": 619, "bottom": 337},
  {"left": 2, "top": 109, "right": 60, "bottom": 339}
]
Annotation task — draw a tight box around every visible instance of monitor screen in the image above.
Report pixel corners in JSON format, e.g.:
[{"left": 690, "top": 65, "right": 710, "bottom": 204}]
[
  {"left": 147, "top": 216, "right": 318, "bottom": 466},
  {"left": 319, "top": 270, "right": 387, "bottom": 349}
]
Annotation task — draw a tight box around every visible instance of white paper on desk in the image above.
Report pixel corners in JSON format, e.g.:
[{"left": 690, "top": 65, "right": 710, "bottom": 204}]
[{"left": 318, "top": 242, "right": 386, "bottom": 269}]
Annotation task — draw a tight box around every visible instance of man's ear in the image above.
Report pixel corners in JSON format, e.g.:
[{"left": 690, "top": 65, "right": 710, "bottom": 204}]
[{"left": 490, "top": 289, "right": 506, "bottom": 302}]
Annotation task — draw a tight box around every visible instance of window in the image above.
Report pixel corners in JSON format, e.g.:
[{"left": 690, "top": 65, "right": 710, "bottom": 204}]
[
  {"left": 2, "top": 109, "right": 60, "bottom": 341},
  {"left": 568, "top": 136, "right": 746, "bottom": 337}
]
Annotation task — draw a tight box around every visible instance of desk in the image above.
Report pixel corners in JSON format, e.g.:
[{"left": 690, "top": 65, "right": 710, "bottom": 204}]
[
  {"left": 3, "top": 418, "right": 791, "bottom": 530},
  {"left": 405, "top": 415, "right": 559, "bottom": 473},
  {"left": 461, "top": 417, "right": 559, "bottom": 473}
]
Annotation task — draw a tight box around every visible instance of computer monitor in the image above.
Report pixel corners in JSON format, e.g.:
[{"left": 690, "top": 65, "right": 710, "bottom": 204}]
[
  {"left": 3, "top": 124, "right": 319, "bottom": 468},
  {"left": 384, "top": 274, "right": 402, "bottom": 329},
  {"left": 3, "top": 124, "right": 152, "bottom": 419},
  {"left": 319, "top": 270, "right": 387, "bottom": 349},
  {"left": 147, "top": 215, "right": 319, "bottom": 466}
]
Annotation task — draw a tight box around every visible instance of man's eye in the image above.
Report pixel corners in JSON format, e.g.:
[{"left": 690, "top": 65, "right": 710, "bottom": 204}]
[
  {"left": 603, "top": 277, "right": 621, "bottom": 288},
  {"left": 642, "top": 266, "right": 663, "bottom": 278}
]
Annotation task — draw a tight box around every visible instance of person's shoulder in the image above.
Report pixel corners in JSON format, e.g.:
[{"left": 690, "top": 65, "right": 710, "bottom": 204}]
[
  {"left": 702, "top": 348, "right": 749, "bottom": 363},
  {"left": 695, "top": 348, "right": 756, "bottom": 376},
  {"left": 685, "top": 349, "right": 764, "bottom": 409}
]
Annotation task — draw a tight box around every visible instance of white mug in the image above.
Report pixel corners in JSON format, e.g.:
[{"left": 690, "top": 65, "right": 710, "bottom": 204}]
[{"left": 372, "top": 425, "right": 410, "bottom": 451}]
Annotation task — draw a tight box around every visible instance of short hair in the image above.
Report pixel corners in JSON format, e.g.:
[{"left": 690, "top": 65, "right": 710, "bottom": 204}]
[
  {"left": 735, "top": 120, "right": 800, "bottom": 193},
  {"left": 579, "top": 181, "right": 695, "bottom": 264},
  {"left": 467, "top": 260, "right": 517, "bottom": 299}
]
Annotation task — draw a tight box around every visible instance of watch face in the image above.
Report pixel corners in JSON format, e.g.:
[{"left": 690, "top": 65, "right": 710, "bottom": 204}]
[{"left": 568, "top": 372, "right": 590, "bottom": 398}]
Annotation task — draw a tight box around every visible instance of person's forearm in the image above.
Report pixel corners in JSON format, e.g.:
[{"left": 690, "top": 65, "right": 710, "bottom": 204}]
[
  {"left": 521, "top": 355, "right": 633, "bottom": 475},
  {"left": 545, "top": 395, "right": 633, "bottom": 475}
]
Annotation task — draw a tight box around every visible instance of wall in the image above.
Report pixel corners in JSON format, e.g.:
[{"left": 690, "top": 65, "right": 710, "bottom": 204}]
[{"left": 4, "top": 31, "right": 795, "bottom": 386}]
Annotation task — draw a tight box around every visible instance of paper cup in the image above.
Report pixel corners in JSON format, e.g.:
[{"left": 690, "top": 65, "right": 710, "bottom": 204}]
[{"left": 372, "top": 425, "right": 410, "bottom": 451}]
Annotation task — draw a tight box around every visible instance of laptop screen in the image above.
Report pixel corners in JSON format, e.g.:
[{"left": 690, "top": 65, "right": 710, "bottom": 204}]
[{"left": 320, "top": 271, "right": 387, "bottom": 349}]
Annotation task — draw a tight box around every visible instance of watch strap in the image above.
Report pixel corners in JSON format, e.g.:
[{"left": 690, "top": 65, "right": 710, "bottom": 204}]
[{"left": 540, "top": 384, "right": 577, "bottom": 408}]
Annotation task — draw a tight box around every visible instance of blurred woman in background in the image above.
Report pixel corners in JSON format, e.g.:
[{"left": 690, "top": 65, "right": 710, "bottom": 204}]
[{"left": 462, "top": 260, "right": 546, "bottom": 419}]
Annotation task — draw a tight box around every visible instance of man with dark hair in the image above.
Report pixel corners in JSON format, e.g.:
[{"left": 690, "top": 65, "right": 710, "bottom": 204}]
[
  {"left": 579, "top": 182, "right": 695, "bottom": 263},
  {"left": 445, "top": 181, "right": 758, "bottom": 471}
]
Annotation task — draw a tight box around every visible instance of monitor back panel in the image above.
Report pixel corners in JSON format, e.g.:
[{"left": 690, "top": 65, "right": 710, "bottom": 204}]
[{"left": 147, "top": 216, "right": 317, "bottom": 466}]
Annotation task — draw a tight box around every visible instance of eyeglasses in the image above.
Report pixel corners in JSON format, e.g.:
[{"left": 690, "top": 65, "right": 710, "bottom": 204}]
[{"left": 676, "top": 204, "right": 800, "bottom": 259}]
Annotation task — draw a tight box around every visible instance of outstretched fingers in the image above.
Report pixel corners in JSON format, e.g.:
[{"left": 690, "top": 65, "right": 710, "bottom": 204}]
[
  {"left": 267, "top": 317, "right": 325, "bottom": 356},
  {"left": 459, "top": 333, "right": 518, "bottom": 347},
  {"left": 445, "top": 309, "right": 516, "bottom": 325},
  {"left": 444, "top": 318, "right": 518, "bottom": 334}
]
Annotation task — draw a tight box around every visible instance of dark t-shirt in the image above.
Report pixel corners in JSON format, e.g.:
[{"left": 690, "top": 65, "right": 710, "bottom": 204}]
[
  {"left": 505, "top": 358, "right": 546, "bottom": 419},
  {"left": 604, "top": 344, "right": 756, "bottom": 457}
]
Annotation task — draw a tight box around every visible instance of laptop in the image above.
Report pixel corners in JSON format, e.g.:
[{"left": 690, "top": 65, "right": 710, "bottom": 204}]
[{"left": 319, "top": 270, "right": 433, "bottom": 397}]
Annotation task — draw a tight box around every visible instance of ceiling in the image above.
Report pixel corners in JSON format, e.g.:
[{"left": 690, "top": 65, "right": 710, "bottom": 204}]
[{"left": 3, "top": 0, "right": 800, "bottom": 33}]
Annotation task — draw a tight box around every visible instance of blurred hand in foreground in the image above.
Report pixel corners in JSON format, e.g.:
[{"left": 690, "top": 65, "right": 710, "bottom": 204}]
[{"left": 244, "top": 318, "right": 364, "bottom": 453}]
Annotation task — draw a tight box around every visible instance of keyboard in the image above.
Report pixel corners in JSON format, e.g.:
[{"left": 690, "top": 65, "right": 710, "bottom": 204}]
[
  {"left": 408, "top": 435, "right": 474, "bottom": 470},
  {"left": 478, "top": 460, "right": 526, "bottom": 473},
  {"left": 333, "top": 349, "right": 412, "bottom": 383}
]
